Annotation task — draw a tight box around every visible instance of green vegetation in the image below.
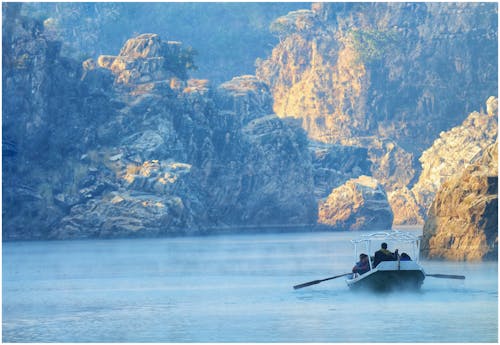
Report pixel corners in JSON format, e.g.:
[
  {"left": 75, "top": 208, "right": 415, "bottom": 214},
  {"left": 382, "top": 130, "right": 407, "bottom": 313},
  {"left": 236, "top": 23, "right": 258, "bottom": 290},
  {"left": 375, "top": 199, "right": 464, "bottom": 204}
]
[
  {"left": 269, "top": 10, "right": 319, "bottom": 39},
  {"left": 350, "top": 28, "right": 400, "bottom": 64}
]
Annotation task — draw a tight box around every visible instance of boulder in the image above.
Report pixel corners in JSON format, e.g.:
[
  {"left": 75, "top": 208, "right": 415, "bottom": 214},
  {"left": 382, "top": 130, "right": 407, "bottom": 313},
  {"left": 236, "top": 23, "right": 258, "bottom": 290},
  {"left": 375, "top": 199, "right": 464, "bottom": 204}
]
[{"left": 319, "top": 175, "right": 393, "bottom": 230}]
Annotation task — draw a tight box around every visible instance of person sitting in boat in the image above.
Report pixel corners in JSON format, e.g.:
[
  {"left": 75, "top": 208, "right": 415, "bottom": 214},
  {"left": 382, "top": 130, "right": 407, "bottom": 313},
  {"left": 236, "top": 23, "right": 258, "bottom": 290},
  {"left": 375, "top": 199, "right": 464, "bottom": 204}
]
[
  {"left": 400, "top": 252, "right": 411, "bottom": 261},
  {"left": 352, "top": 253, "right": 371, "bottom": 275},
  {"left": 373, "top": 242, "right": 397, "bottom": 267}
]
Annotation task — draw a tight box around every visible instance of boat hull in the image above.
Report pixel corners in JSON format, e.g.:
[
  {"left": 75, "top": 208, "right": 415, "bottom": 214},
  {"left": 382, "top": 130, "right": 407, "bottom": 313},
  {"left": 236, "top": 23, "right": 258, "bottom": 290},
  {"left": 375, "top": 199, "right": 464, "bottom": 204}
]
[{"left": 346, "top": 261, "right": 426, "bottom": 292}]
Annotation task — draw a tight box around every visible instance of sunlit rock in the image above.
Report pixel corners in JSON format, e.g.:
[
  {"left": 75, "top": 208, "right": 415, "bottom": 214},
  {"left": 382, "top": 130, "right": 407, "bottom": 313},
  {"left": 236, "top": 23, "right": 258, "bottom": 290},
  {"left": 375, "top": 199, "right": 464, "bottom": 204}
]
[
  {"left": 318, "top": 175, "right": 393, "bottom": 230},
  {"left": 388, "top": 187, "right": 424, "bottom": 225},
  {"left": 412, "top": 98, "right": 498, "bottom": 213},
  {"left": 421, "top": 141, "right": 498, "bottom": 261},
  {"left": 216, "top": 75, "right": 273, "bottom": 125},
  {"left": 97, "top": 33, "right": 195, "bottom": 88},
  {"left": 257, "top": 2, "right": 497, "bottom": 224}
]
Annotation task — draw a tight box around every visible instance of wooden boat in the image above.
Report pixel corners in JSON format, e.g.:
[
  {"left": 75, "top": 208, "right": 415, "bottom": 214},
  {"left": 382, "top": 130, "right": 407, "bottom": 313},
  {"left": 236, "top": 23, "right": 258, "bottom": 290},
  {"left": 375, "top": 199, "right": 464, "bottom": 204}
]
[
  {"left": 293, "top": 230, "right": 464, "bottom": 291},
  {"left": 345, "top": 231, "right": 426, "bottom": 291}
]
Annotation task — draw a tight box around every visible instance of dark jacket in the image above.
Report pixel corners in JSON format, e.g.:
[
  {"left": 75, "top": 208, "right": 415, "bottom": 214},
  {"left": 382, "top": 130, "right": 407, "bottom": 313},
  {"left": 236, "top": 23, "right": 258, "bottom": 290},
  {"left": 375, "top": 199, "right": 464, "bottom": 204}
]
[
  {"left": 373, "top": 248, "right": 395, "bottom": 267},
  {"left": 352, "top": 260, "right": 370, "bottom": 275}
]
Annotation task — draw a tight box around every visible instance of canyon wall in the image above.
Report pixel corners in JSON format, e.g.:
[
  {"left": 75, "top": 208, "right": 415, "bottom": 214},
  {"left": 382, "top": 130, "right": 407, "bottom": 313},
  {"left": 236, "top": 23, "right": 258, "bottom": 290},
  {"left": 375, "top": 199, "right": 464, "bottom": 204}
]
[
  {"left": 3, "top": 9, "right": 317, "bottom": 240},
  {"left": 256, "top": 3, "right": 497, "bottom": 224},
  {"left": 421, "top": 141, "right": 498, "bottom": 260},
  {"left": 3, "top": 3, "right": 498, "bottom": 254}
]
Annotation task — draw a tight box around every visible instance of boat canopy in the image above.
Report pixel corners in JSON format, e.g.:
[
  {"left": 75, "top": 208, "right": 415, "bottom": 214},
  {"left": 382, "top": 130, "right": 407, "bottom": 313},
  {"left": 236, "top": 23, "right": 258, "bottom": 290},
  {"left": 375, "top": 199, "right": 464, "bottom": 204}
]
[
  {"left": 350, "top": 230, "right": 422, "bottom": 265},
  {"left": 351, "top": 230, "right": 420, "bottom": 244}
]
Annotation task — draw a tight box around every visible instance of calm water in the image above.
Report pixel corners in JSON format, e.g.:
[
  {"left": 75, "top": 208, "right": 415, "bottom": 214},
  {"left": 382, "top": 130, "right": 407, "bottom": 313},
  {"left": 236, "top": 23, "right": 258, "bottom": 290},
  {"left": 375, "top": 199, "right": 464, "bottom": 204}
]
[{"left": 2, "top": 229, "right": 498, "bottom": 342}]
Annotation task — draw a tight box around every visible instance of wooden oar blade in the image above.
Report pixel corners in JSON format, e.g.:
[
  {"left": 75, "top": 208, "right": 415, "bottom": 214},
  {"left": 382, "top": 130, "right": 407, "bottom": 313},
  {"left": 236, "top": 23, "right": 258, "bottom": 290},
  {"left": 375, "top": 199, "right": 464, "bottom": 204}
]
[
  {"left": 426, "top": 274, "right": 466, "bottom": 280},
  {"left": 293, "top": 280, "right": 322, "bottom": 290}
]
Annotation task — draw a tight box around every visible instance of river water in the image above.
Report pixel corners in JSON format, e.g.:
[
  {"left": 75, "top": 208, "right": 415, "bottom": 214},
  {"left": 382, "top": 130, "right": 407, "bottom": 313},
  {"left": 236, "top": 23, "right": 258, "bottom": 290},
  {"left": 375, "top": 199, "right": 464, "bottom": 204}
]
[{"left": 2, "top": 228, "right": 498, "bottom": 342}]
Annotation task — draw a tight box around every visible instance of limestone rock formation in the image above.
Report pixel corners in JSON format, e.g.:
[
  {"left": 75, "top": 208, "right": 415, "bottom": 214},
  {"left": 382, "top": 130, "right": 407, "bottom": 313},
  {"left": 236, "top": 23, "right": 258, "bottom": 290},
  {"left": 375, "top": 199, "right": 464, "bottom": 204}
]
[
  {"left": 98, "top": 33, "right": 195, "bottom": 87},
  {"left": 3, "top": 15, "right": 317, "bottom": 240},
  {"left": 421, "top": 141, "right": 498, "bottom": 261},
  {"left": 256, "top": 2, "right": 497, "bottom": 220},
  {"left": 2, "top": 4, "right": 114, "bottom": 240},
  {"left": 51, "top": 65, "right": 317, "bottom": 238},
  {"left": 258, "top": 3, "right": 497, "bottom": 150},
  {"left": 387, "top": 187, "right": 424, "bottom": 225},
  {"left": 3, "top": 3, "right": 497, "bottom": 242},
  {"left": 310, "top": 141, "right": 371, "bottom": 199},
  {"left": 318, "top": 175, "right": 393, "bottom": 230},
  {"left": 412, "top": 98, "right": 498, "bottom": 212},
  {"left": 216, "top": 75, "right": 273, "bottom": 125},
  {"left": 239, "top": 115, "right": 317, "bottom": 226}
]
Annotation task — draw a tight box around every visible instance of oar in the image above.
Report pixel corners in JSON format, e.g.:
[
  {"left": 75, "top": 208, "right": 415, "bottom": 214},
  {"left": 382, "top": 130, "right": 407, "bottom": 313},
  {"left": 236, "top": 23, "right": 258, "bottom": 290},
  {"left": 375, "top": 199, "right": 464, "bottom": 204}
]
[
  {"left": 293, "top": 273, "right": 351, "bottom": 290},
  {"left": 426, "top": 273, "right": 465, "bottom": 280}
]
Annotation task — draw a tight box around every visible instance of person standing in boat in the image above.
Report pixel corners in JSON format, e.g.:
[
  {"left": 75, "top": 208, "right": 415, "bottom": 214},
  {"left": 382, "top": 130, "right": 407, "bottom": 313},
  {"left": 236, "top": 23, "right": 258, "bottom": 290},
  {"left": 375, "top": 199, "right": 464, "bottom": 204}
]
[
  {"left": 352, "top": 253, "right": 371, "bottom": 275},
  {"left": 373, "top": 242, "right": 398, "bottom": 267}
]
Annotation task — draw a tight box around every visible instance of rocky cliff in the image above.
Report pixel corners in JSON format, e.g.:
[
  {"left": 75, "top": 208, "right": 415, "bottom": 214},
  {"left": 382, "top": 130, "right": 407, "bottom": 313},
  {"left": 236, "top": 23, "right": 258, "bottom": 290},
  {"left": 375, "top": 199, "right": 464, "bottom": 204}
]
[
  {"left": 3, "top": 8, "right": 317, "bottom": 240},
  {"left": 387, "top": 97, "right": 498, "bottom": 225},
  {"left": 421, "top": 141, "right": 498, "bottom": 261},
  {"left": 256, "top": 2, "right": 497, "bottom": 223},
  {"left": 412, "top": 97, "right": 498, "bottom": 213},
  {"left": 3, "top": 4, "right": 110, "bottom": 239},
  {"left": 3, "top": 3, "right": 498, "bottom": 246},
  {"left": 258, "top": 3, "right": 497, "bottom": 150}
]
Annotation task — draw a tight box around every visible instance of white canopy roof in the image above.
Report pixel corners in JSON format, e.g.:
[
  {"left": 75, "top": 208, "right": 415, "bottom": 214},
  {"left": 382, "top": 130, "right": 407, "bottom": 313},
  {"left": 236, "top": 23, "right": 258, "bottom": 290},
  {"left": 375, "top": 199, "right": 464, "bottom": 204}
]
[{"left": 350, "top": 230, "right": 420, "bottom": 244}]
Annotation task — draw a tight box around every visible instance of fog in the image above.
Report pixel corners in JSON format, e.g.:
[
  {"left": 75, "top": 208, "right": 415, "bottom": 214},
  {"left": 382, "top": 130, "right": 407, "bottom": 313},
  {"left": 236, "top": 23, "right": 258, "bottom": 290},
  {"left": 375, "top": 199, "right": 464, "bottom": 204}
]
[{"left": 3, "top": 230, "right": 497, "bottom": 342}]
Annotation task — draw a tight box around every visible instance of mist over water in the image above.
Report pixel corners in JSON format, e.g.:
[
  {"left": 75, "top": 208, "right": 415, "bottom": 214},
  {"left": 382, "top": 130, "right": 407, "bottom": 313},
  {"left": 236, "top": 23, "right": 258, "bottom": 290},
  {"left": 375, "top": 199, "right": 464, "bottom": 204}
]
[{"left": 3, "top": 229, "right": 497, "bottom": 342}]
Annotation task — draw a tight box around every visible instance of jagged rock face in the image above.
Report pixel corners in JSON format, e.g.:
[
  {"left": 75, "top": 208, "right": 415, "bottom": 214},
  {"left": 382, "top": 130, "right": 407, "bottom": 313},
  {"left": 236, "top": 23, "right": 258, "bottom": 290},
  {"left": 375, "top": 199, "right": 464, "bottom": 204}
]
[
  {"left": 258, "top": 10, "right": 369, "bottom": 144},
  {"left": 97, "top": 32, "right": 195, "bottom": 91},
  {"left": 216, "top": 75, "right": 274, "bottom": 125},
  {"left": 240, "top": 115, "right": 317, "bottom": 226},
  {"left": 2, "top": 5, "right": 117, "bottom": 240},
  {"left": 54, "top": 72, "right": 316, "bottom": 238},
  {"left": 256, "top": 2, "right": 497, "bottom": 201},
  {"left": 318, "top": 175, "right": 393, "bottom": 230},
  {"left": 412, "top": 100, "right": 498, "bottom": 213},
  {"left": 51, "top": 160, "right": 201, "bottom": 239},
  {"left": 389, "top": 98, "right": 498, "bottom": 225},
  {"left": 387, "top": 187, "right": 424, "bottom": 225},
  {"left": 421, "top": 142, "right": 498, "bottom": 261},
  {"left": 259, "top": 2, "right": 497, "bottom": 147},
  {"left": 3, "top": 18, "right": 317, "bottom": 240},
  {"left": 310, "top": 141, "right": 371, "bottom": 199}
]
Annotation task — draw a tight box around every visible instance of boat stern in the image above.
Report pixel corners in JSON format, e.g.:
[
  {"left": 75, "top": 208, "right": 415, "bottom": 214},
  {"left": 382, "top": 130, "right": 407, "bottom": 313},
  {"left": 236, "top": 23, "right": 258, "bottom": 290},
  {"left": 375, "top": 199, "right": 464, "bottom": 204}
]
[{"left": 346, "top": 261, "right": 426, "bottom": 292}]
